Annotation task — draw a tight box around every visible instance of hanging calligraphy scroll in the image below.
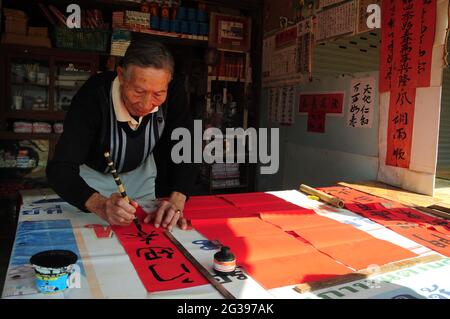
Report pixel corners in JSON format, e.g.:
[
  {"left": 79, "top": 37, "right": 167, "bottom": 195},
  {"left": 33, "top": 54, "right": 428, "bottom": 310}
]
[
  {"left": 386, "top": 87, "right": 416, "bottom": 168},
  {"left": 418, "top": 0, "right": 436, "bottom": 87},
  {"left": 381, "top": 0, "right": 437, "bottom": 168},
  {"left": 379, "top": 0, "right": 396, "bottom": 92},
  {"left": 380, "top": 0, "right": 436, "bottom": 92}
]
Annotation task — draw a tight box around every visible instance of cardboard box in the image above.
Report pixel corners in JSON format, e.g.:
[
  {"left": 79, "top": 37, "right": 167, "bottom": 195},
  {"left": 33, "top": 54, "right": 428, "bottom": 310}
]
[
  {"left": 3, "top": 8, "right": 27, "bottom": 18},
  {"left": 5, "top": 17, "right": 28, "bottom": 35},
  {"left": 1, "top": 33, "right": 51, "bottom": 48},
  {"left": 28, "top": 27, "right": 49, "bottom": 37}
]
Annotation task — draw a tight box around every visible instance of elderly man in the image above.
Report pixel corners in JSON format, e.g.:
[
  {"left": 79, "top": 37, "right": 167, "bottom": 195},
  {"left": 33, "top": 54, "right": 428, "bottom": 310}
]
[{"left": 46, "top": 40, "right": 197, "bottom": 231}]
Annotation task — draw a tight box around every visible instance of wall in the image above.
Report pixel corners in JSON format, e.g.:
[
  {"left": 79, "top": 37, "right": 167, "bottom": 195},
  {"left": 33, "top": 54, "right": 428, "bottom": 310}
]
[
  {"left": 258, "top": 0, "right": 448, "bottom": 195},
  {"left": 257, "top": 31, "right": 381, "bottom": 191}
]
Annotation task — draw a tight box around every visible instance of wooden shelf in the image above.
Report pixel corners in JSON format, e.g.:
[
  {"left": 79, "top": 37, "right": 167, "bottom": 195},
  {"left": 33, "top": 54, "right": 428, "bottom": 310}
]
[
  {"left": 12, "top": 82, "right": 49, "bottom": 88},
  {"left": 208, "top": 76, "right": 245, "bottom": 82},
  {"left": 201, "top": 173, "right": 241, "bottom": 180},
  {"left": 56, "top": 85, "right": 83, "bottom": 90},
  {"left": 4, "top": 111, "right": 66, "bottom": 121},
  {"left": 114, "top": 26, "right": 209, "bottom": 48},
  {"left": 0, "top": 132, "right": 61, "bottom": 140}
]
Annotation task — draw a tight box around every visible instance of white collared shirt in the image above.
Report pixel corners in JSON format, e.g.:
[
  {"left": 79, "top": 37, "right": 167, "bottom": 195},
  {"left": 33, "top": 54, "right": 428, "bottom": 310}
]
[{"left": 111, "top": 76, "right": 159, "bottom": 130}]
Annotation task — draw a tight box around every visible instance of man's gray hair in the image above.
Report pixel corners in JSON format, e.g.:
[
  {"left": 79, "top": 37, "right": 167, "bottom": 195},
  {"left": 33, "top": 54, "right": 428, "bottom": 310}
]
[{"left": 121, "top": 40, "right": 174, "bottom": 76}]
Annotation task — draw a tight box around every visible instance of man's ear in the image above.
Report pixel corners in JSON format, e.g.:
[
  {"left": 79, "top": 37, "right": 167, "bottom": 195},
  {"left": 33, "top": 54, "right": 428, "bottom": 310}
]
[{"left": 117, "top": 66, "right": 124, "bottom": 84}]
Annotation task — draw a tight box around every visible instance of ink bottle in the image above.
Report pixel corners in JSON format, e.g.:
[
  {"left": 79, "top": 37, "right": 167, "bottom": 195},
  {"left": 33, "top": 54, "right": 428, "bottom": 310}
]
[{"left": 213, "top": 246, "right": 236, "bottom": 274}]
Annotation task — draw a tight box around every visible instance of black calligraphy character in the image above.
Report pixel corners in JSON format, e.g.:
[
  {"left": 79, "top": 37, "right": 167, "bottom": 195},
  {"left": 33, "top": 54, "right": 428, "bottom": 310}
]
[
  {"left": 396, "top": 91, "right": 412, "bottom": 105},
  {"left": 395, "top": 222, "right": 418, "bottom": 229},
  {"left": 124, "top": 230, "right": 159, "bottom": 244},
  {"left": 351, "top": 92, "right": 360, "bottom": 104},
  {"left": 350, "top": 104, "right": 360, "bottom": 114},
  {"left": 396, "top": 209, "right": 422, "bottom": 220},
  {"left": 388, "top": 18, "right": 394, "bottom": 29},
  {"left": 363, "top": 84, "right": 372, "bottom": 95},
  {"left": 360, "top": 114, "right": 369, "bottom": 126},
  {"left": 370, "top": 210, "right": 394, "bottom": 220},
  {"left": 354, "top": 196, "right": 373, "bottom": 202},
  {"left": 354, "top": 203, "right": 372, "bottom": 211},
  {"left": 331, "top": 98, "right": 339, "bottom": 110},
  {"left": 393, "top": 111, "right": 408, "bottom": 125},
  {"left": 148, "top": 263, "right": 194, "bottom": 283},
  {"left": 393, "top": 148, "right": 406, "bottom": 160},
  {"left": 412, "top": 233, "right": 450, "bottom": 248},
  {"left": 136, "top": 247, "right": 175, "bottom": 261},
  {"left": 394, "top": 128, "right": 407, "bottom": 140},
  {"left": 353, "top": 83, "right": 361, "bottom": 93}
]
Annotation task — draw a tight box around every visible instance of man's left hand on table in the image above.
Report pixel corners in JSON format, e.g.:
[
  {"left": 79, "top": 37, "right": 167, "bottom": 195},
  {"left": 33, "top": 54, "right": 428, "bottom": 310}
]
[{"left": 143, "top": 191, "right": 188, "bottom": 231}]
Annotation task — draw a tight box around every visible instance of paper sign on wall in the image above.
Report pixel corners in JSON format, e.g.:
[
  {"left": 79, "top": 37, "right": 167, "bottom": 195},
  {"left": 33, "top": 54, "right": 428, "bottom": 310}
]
[
  {"left": 316, "top": 1, "right": 355, "bottom": 43},
  {"left": 347, "top": 77, "right": 376, "bottom": 128}
]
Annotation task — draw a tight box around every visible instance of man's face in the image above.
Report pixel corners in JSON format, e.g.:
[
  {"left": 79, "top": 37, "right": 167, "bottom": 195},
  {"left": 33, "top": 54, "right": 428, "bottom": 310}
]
[{"left": 118, "top": 65, "right": 171, "bottom": 117}]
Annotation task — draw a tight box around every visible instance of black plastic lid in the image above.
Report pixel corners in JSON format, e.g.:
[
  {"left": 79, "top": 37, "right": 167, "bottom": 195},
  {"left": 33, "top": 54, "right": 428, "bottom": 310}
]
[
  {"left": 214, "top": 246, "right": 235, "bottom": 262},
  {"left": 30, "top": 250, "right": 78, "bottom": 268}
]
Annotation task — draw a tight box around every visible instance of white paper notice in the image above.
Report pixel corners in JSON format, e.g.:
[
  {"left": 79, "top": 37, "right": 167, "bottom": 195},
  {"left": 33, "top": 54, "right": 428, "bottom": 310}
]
[{"left": 347, "top": 77, "right": 376, "bottom": 128}]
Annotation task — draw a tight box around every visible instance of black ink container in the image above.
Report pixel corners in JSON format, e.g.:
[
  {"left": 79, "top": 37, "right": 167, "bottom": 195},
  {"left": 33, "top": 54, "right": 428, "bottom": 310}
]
[{"left": 213, "top": 246, "right": 236, "bottom": 274}]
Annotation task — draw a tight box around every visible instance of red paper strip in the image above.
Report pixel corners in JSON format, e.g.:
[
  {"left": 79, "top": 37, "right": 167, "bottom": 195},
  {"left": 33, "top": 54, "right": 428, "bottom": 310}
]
[
  {"left": 238, "top": 202, "right": 308, "bottom": 212},
  {"left": 183, "top": 207, "right": 258, "bottom": 220},
  {"left": 218, "top": 192, "right": 287, "bottom": 207},
  {"left": 212, "top": 234, "right": 317, "bottom": 264},
  {"left": 298, "top": 93, "right": 344, "bottom": 133},
  {"left": 319, "top": 185, "right": 404, "bottom": 207},
  {"left": 260, "top": 213, "right": 341, "bottom": 231},
  {"left": 307, "top": 110, "right": 326, "bottom": 133},
  {"left": 112, "top": 206, "right": 208, "bottom": 292},
  {"left": 298, "top": 93, "right": 344, "bottom": 114},
  {"left": 379, "top": 0, "right": 397, "bottom": 92},
  {"left": 340, "top": 200, "right": 450, "bottom": 256},
  {"left": 385, "top": 87, "right": 416, "bottom": 168},
  {"left": 242, "top": 252, "right": 351, "bottom": 289},
  {"left": 388, "top": 225, "right": 450, "bottom": 256},
  {"left": 292, "top": 222, "right": 418, "bottom": 271},
  {"left": 191, "top": 217, "right": 286, "bottom": 239},
  {"left": 184, "top": 195, "right": 233, "bottom": 210},
  {"left": 418, "top": 0, "right": 436, "bottom": 87}
]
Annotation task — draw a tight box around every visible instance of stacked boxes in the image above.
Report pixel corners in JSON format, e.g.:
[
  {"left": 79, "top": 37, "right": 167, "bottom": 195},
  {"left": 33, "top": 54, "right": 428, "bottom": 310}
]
[
  {"left": 2, "top": 8, "right": 51, "bottom": 47},
  {"left": 110, "top": 29, "right": 132, "bottom": 57},
  {"left": 211, "top": 163, "right": 240, "bottom": 179},
  {"left": 124, "top": 10, "right": 151, "bottom": 29},
  {"left": 171, "top": 5, "right": 208, "bottom": 36},
  {"left": 4, "top": 9, "right": 28, "bottom": 35}
]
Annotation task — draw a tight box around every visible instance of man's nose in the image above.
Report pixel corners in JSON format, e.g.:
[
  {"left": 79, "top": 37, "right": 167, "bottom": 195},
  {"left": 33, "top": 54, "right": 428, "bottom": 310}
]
[{"left": 142, "top": 93, "right": 156, "bottom": 109}]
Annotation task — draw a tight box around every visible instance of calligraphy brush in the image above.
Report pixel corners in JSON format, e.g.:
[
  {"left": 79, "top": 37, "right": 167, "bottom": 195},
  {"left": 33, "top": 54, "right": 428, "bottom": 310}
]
[{"left": 104, "top": 151, "right": 144, "bottom": 235}]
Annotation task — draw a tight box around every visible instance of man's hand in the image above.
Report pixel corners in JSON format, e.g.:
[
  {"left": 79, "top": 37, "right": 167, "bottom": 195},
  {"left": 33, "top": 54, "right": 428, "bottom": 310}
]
[
  {"left": 85, "top": 192, "right": 136, "bottom": 226},
  {"left": 144, "top": 191, "right": 188, "bottom": 231}
]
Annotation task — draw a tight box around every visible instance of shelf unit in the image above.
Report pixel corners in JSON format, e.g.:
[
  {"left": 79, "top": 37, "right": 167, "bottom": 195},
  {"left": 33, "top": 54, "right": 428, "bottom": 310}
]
[
  {"left": 0, "top": 44, "right": 99, "bottom": 175},
  {"left": 0, "top": 0, "right": 263, "bottom": 196}
]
